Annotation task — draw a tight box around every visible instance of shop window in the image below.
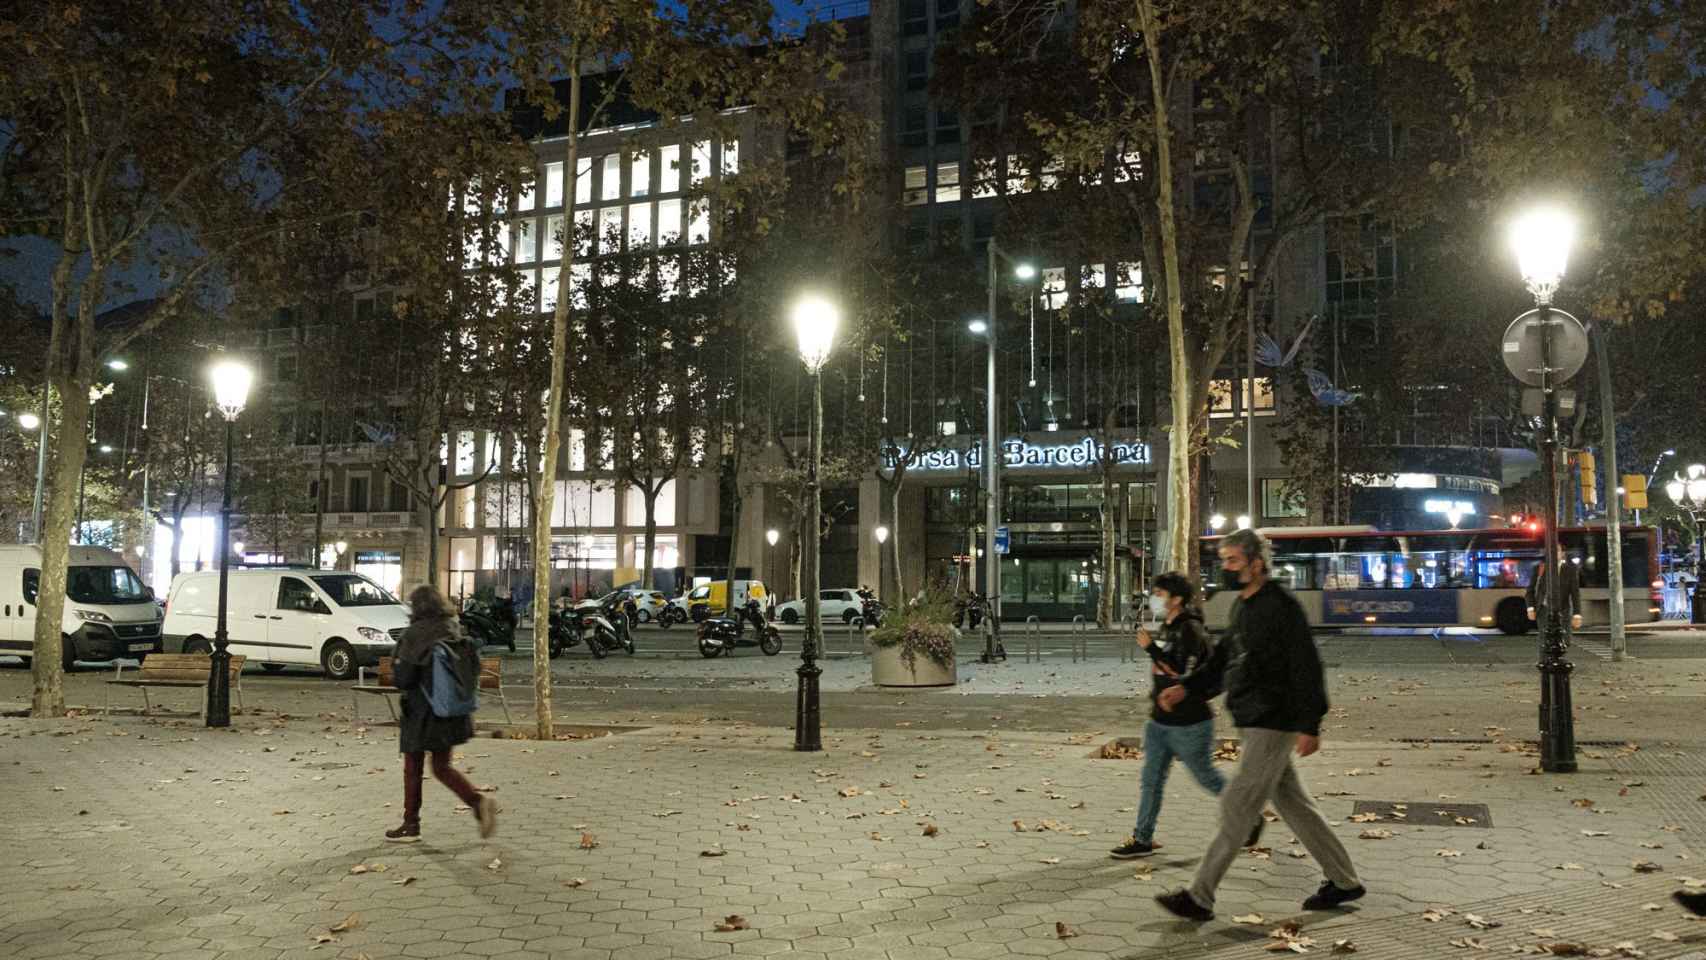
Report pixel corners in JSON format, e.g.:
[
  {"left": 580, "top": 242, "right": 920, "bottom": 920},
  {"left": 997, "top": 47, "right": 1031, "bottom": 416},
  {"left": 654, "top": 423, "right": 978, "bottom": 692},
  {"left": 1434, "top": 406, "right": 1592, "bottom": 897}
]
[
  {"left": 1024, "top": 561, "right": 1055, "bottom": 603},
  {"left": 904, "top": 165, "right": 928, "bottom": 206},
  {"left": 934, "top": 161, "right": 961, "bottom": 203},
  {"left": 447, "top": 537, "right": 476, "bottom": 599}
]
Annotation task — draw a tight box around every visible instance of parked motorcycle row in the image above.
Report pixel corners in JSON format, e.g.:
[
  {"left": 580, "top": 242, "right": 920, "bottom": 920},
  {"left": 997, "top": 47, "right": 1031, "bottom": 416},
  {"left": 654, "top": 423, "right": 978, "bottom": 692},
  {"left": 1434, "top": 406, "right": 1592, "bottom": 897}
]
[{"left": 547, "top": 594, "right": 638, "bottom": 659}]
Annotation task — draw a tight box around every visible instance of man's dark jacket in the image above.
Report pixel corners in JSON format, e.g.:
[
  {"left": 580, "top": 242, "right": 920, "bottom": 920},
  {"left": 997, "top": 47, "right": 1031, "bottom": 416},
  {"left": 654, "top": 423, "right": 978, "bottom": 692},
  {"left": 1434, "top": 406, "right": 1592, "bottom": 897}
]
[{"left": 1221, "top": 580, "right": 1328, "bottom": 737}]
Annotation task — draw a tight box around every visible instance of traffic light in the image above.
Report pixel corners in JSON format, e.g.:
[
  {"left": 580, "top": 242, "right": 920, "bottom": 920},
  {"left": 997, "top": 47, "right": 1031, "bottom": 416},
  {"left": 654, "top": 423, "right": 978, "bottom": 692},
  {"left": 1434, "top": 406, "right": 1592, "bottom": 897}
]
[
  {"left": 1578, "top": 450, "right": 1597, "bottom": 505},
  {"left": 1623, "top": 473, "right": 1649, "bottom": 510}
]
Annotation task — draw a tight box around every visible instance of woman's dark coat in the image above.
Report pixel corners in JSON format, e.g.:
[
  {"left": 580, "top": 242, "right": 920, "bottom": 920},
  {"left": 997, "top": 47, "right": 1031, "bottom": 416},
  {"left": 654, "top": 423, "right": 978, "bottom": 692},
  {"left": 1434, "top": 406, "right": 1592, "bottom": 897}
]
[{"left": 393, "top": 614, "right": 476, "bottom": 754}]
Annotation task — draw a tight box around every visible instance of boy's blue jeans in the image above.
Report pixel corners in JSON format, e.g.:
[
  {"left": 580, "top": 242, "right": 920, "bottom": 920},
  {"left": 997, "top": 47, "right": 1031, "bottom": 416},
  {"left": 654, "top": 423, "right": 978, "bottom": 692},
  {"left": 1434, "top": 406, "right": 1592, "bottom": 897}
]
[{"left": 1133, "top": 718, "right": 1225, "bottom": 844}]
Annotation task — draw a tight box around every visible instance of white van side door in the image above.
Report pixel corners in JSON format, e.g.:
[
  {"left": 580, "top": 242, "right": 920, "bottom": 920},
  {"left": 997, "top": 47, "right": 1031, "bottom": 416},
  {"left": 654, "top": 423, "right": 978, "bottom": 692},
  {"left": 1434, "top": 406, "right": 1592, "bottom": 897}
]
[{"left": 269, "top": 575, "right": 331, "bottom": 666}]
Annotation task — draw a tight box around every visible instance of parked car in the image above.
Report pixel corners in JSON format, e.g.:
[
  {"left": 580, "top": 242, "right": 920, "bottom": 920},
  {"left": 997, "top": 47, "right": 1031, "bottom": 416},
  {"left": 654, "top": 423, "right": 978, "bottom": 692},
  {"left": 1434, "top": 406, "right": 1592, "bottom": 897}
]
[
  {"left": 0, "top": 544, "right": 162, "bottom": 670},
  {"left": 773, "top": 588, "right": 866, "bottom": 625},
  {"left": 671, "top": 580, "right": 769, "bottom": 623},
  {"left": 612, "top": 587, "right": 670, "bottom": 623},
  {"left": 163, "top": 568, "right": 403, "bottom": 680}
]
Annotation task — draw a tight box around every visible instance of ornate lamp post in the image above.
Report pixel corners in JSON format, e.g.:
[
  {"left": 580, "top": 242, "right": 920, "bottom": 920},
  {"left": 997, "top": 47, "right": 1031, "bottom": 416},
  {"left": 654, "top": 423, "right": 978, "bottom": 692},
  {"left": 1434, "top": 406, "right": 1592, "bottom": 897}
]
[
  {"left": 1666, "top": 465, "right": 1706, "bottom": 621},
  {"left": 791, "top": 294, "right": 838, "bottom": 752},
  {"left": 206, "top": 359, "right": 252, "bottom": 728},
  {"left": 1507, "top": 206, "right": 1583, "bottom": 773}
]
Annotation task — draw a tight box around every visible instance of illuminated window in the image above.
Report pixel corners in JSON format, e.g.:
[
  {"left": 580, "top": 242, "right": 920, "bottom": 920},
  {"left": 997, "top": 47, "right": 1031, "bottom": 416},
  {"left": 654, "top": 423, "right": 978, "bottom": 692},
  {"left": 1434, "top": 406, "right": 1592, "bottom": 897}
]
[
  {"left": 1112, "top": 150, "right": 1142, "bottom": 183},
  {"left": 569, "top": 262, "right": 591, "bottom": 309},
  {"left": 1040, "top": 155, "right": 1064, "bottom": 190},
  {"left": 687, "top": 199, "right": 710, "bottom": 245},
  {"left": 1208, "top": 379, "right": 1236, "bottom": 418},
  {"left": 574, "top": 157, "right": 592, "bottom": 206},
  {"left": 1040, "top": 267, "right": 1066, "bottom": 309},
  {"left": 658, "top": 255, "right": 680, "bottom": 300},
  {"left": 513, "top": 219, "right": 536, "bottom": 263},
  {"left": 599, "top": 207, "right": 622, "bottom": 254},
  {"left": 539, "top": 267, "right": 559, "bottom": 312},
  {"left": 659, "top": 145, "right": 681, "bottom": 193},
  {"left": 494, "top": 222, "right": 512, "bottom": 262},
  {"left": 1005, "top": 154, "right": 1031, "bottom": 194},
  {"left": 517, "top": 174, "right": 535, "bottom": 212},
  {"left": 455, "top": 430, "right": 476, "bottom": 475},
  {"left": 1244, "top": 377, "right": 1276, "bottom": 415},
  {"left": 568, "top": 428, "right": 586, "bottom": 472},
  {"left": 721, "top": 140, "right": 739, "bottom": 176},
  {"left": 657, "top": 198, "right": 682, "bottom": 245},
  {"left": 935, "top": 161, "right": 961, "bottom": 203},
  {"left": 630, "top": 151, "right": 649, "bottom": 197},
  {"left": 544, "top": 162, "right": 564, "bottom": 208},
  {"left": 601, "top": 154, "right": 621, "bottom": 201},
  {"left": 628, "top": 202, "right": 651, "bottom": 247},
  {"left": 691, "top": 141, "right": 711, "bottom": 185},
  {"left": 904, "top": 165, "right": 927, "bottom": 206},
  {"left": 573, "top": 209, "right": 593, "bottom": 257},
  {"left": 545, "top": 214, "right": 564, "bottom": 260},
  {"left": 1115, "top": 262, "right": 1143, "bottom": 302},
  {"left": 1085, "top": 262, "right": 1105, "bottom": 289}
]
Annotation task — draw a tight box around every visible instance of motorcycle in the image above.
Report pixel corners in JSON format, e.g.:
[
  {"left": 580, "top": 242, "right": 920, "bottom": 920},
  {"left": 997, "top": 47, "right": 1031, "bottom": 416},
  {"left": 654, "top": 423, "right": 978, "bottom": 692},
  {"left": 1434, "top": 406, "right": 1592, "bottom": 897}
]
[
  {"left": 698, "top": 599, "right": 783, "bottom": 658},
  {"left": 546, "top": 606, "right": 582, "bottom": 659},
  {"left": 952, "top": 593, "right": 989, "bottom": 631},
  {"left": 655, "top": 602, "right": 688, "bottom": 628},
  {"left": 574, "top": 598, "right": 631, "bottom": 658},
  {"left": 460, "top": 596, "right": 517, "bottom": 652},
  {"left": 855, "top": 587, "right": 885, "bottom": 628}
]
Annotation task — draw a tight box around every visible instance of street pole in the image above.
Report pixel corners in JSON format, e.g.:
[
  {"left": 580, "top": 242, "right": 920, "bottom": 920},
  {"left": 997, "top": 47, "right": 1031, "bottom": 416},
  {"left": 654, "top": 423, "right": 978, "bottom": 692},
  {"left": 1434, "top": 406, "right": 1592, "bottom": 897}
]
[
  {"left": 1245, "top": 280, "right": 1256, "bottom": 525},
  {"left": 983, "top": 240, "right": 1002, "bottom": 663},
  {"left": 30, "top": 381, "right": 49, "bottom": 542},
  {"left": 795, "top": 366, "right": 823, "bottom": 752},
  {"left": 1535, "top": 300, "right": 1576, "bottom": 773},
  {"left": 1589, "top": 323, "right": 1625, "bottom": 659},
  {"left": 208, "top": 417, "right": 236, "bottom": 728}
]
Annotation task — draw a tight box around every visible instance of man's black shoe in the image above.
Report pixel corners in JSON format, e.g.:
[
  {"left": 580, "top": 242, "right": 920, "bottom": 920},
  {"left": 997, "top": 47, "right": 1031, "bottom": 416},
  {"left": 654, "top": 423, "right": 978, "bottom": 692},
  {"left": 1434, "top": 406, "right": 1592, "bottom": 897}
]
[
  {"left": 1244, "top": 821, "right": 1264, "bottom": 848},
  {"left": 1109, "top": 840, "right": 1156, "bottom": 859},
  {"left": 1154, "top": 889, "right": 1213, "bottom": 922},
  {"left": 1302, "top": 881, "right": 1366, "bottom": 911},
  {"left": 1675, "top": 891, "right": 1706, "bottom": 916}
]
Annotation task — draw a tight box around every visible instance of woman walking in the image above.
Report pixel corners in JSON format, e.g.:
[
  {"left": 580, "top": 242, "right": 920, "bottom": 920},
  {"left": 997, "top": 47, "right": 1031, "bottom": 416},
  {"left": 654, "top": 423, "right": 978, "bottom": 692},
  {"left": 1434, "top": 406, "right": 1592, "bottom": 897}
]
[
  {"left": 386, "top": 584, "right": 498, "bottom": 843},
  {"left": 1111, "top": 572, "right": 1228, "bottom": 859}
]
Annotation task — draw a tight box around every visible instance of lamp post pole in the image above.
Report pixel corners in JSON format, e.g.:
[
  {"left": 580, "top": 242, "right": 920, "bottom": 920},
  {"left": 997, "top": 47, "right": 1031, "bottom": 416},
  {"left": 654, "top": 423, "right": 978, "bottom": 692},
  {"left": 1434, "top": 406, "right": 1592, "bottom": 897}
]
[
  {"left": 205, "top": 359, "right": 251, "bottom": 729},
  {"left": 1588, "top": 323, "right": 1625, "bottom": 659},
  {"left": 791, "top": 295, "right": 838, "bottom": 753}
]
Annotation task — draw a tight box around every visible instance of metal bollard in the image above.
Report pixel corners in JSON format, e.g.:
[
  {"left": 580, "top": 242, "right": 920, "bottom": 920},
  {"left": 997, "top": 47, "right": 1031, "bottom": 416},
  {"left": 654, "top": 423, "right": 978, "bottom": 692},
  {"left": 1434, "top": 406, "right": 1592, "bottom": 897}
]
[
  {"left": 1071, "top": 615, "right": 1089, "bottom": 662},
  {"left": 1023, "top": 615, "right": 1042, "bottom": 663}
]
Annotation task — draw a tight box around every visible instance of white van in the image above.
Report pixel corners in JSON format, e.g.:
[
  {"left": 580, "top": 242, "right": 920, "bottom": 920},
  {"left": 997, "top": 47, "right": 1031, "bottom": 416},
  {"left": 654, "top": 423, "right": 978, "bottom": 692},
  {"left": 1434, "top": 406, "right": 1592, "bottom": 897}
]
[
  {"left": 0, "top": 544, "right": 163, "bottom": 670},
  {"left": 163, "top": 569, "right": 405, "bottom": 680}
]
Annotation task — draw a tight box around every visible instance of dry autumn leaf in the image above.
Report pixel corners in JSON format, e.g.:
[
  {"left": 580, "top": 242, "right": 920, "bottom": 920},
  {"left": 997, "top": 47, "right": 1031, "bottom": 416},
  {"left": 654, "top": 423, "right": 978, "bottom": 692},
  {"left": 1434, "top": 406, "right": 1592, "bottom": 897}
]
[
  {"left": 713, "top": 915, "right": 749, "bottom": 932},
  {"left": 1233, "top": 914, "right": 1267, "bottom": 925},
  {"left": 486, "top": 858, "right": 502, "bottom": 871},
  {"left": 329, "top": 913, "right": 361, "bottom": 933},
  {"left": 700, "top": 848, "right": 727, "bottom": 857},
  {"left": 580, "top": 832, "right": 599, "bottom": 850},
  {"left": 1331, "top": 941, "right": 1357, "bottom": 954},
  {"left": 922, "top": 823, "right": 939, "bottom": 837},
  {"left": 1054, "top": 922, "right": 1079, "bottom": 940},
  {"left": 1358, "top": 829, "right": 1393, "bottom": 840},
  {"left": 563, "top": 878, "right": 587, "bottom": 888},
  {"left": 349, "top": 864, "right": 369, "bottom": 875}
]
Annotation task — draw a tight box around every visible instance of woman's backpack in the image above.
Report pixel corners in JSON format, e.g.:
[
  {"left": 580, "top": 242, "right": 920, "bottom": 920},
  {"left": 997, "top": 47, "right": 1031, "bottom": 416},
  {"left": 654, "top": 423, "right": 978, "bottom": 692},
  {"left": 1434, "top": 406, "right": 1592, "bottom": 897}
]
[{"left": 426, "top": 641, "right": 480, "bottom": 718}]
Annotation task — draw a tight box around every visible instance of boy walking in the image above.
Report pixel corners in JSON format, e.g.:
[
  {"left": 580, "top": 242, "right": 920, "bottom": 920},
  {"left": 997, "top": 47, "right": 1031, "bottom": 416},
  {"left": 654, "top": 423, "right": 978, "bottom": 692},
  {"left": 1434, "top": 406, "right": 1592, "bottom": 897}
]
[
  {"left": 1111, "top": 572, "right": 1226, "bottom": 859},
  {"left": 1155, "top": 528, "right": 1363, "bottom": 921}
]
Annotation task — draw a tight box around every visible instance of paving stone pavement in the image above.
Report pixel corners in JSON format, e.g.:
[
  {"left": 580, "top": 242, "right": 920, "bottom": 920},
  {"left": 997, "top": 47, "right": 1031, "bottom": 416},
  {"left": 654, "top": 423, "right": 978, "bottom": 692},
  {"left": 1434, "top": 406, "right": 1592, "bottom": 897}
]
[{"left": 5, "top": 712, "right": 1706, "bottom": 960}]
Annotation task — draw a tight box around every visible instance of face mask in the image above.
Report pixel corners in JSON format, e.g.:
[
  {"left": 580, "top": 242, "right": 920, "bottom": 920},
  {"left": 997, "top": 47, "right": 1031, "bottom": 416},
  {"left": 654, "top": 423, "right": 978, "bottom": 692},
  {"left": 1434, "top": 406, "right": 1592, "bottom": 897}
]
[
  {"left": 1148, "top": 595, "right": 1169, "bottom": 619},
  {"left": 1218, "top": 567, "right": 1245, "bottom": 591}
]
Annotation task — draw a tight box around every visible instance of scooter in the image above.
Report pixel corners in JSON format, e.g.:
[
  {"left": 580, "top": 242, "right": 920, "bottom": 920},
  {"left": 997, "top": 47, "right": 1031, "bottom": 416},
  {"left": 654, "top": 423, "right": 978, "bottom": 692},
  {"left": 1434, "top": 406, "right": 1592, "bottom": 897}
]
[
  {"left": 461, "top": 597, "right": 517, "bottom": 652},
  {"left": 655, "top": 602, "right": 689, "bottom": 629},
  {"left": 574, "top": 598, "right": 631, "bottom": 658},
  {"left": 855, "top": 587, "right": 885, "bottom": 628},
  {"left": 698, "top": 599, "right": 783, "bottom": 658},
  {"left": 953, "top": 593, "right": 989, "bottom": 630},
  {"left": 546, "top": 606, "right": 582, "bottom": 659}
]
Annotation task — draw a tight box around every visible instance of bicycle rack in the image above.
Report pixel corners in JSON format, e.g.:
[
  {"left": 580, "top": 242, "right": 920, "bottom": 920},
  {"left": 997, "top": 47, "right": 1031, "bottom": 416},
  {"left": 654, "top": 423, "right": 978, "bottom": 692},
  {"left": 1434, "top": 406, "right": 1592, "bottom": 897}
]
[
  {"left": 843, "top": 617, "right": 864, "bottom": 657},
  {"left": 1070, "top": 615, "right": 1090, "bottom": 662},
  {"left": 1022, "top": 616, "right": 1042, "bottom": 663}
]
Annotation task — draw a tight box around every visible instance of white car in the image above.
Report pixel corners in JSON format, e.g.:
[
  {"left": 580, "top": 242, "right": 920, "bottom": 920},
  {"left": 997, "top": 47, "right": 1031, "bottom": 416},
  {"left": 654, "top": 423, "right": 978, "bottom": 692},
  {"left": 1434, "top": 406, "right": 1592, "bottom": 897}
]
[
  {"left": 609, "top": 587, "right": 670, "bottom": 623},
  {"left": 164, "top": 569, "right": 404, "bottom": 680},
  {"left": 773, "top": 588, "right": 866, "bottom": 625}
]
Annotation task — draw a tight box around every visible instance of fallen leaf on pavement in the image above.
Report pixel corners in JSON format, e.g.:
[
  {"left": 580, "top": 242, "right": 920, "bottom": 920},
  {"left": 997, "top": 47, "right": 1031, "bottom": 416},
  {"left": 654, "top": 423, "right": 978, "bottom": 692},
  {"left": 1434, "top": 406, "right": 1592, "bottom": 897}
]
[
  {"left": 713, "top": 915, "right": 749, "bottom": 932},
  {"left": 1331, "top": 940, "right": 1357, "bottom": 953},
  {"left": 349, "top": 864, "right": 369, "bottom": 875},
  {"left": 1233, "top": 914, "right": 1266, "bottom": 925},
  {"left": 1653, "top": 931, "right": 1678, "bottom": 942},
  {"left": 839, "top": 786, "right": 863, "bottom": 798},
  {"left": 1448, "top": 937, "right": 1488, "bottom": 950},
  {"left": 580, "top": 832, "right": 599, "bottom": 849},
  {"left": 392, "top": 877, "right": 415, "bottom": 886},
  {"left": 1437, "top": 849, "right": 1462, "bottom": 858},
  {"left": 1358, "top": 829, "right": 1392, "bottom": 840},
  {"left": 700, "top": 848, "right": 726, "bottom": 857},
  {"left": 329, "top": 913, "right": 361, "bottom": 933},
  {"left": 922, "top": 823, "right": 939, "bottom": 837},
  {"left": 1039, "top": 857, "right": 1060, "bottom": 864},
  {"left": 486, "top": 858, "right": 502, "bottom": 871},
  {"left": 563, "top": 878, "right": 587, "bottom": 887},
  {"left": 1633, "top": 859, "right": 1663, "bottom": 873},
  {"left": 1464, "top": 914, "right": 1501, "bottom": 930},
  {"left": 1581, "top": 830, "right": 1611, "bottom": 837},
  {"left": 1055, "top": 922, "right": 1078, "bottom": 939},
  {"left": 1556, "top": 863, "right": 1585, "bottom": 871}
]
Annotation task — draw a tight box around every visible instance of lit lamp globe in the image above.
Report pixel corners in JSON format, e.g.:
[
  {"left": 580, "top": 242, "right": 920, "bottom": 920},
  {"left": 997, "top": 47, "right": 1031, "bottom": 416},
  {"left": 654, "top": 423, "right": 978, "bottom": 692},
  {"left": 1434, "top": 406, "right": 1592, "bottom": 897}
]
[
  {"left": 1235, "top": 515, "right": 1252, "bottom": 530},
  {"left": 18, "top": 412, "right": 40, "bottom": 430},
  {"left": 1209, "top": 514, "right": 1227, "bottom": 532},
  {"left": 1690, "top": 477, "right": 1706, "bottom": 507},
  {"left": 1667, "top": 479, "right": 1687, "bottom": 506},
  {"left": 335, "top": 540, "right": 348, "bottom": 556},
  {"left": 209, "top": 359, "right": 253, "bottom": 421},
  {"left": 1510, "top": 207, "right": 1576, "bottom": 303},
  {"left": 791, "top": 295, "right": 840, "bottom": 373},
  {"left": 875, "top": 525, "right": 890, "bottom": 545},
  {"left": 765, "top": 529, "right": 779, "bottom": 547}
]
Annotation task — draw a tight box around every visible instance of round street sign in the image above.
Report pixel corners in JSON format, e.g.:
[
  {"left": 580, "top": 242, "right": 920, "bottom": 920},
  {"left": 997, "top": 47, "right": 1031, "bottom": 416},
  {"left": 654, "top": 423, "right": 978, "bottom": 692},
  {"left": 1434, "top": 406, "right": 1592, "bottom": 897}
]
[{"left": 1501, "top": 307, "right": 1588, "bottom": 387}]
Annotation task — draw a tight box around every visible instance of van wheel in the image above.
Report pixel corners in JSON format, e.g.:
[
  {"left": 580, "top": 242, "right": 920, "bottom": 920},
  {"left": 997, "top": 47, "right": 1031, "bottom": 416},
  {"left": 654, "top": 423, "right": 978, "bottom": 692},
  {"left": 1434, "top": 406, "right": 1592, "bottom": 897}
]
[
  {"left": 1495, "top": 598, "right": 1530, "bottom": 636},
  {"left": 184, "top": 636, "right": 211, "bottom": 656},
  {"left": 262, "top": 663, "right": 286, "bottom": 674},
  {"left": 321, "top": 640, "right": 357, "bottom": 681}
]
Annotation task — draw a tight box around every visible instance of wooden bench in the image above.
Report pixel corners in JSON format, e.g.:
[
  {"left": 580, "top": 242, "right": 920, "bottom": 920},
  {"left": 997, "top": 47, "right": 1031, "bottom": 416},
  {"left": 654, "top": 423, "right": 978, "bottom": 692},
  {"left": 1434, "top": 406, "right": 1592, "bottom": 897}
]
[
  {"left": 106, "top": 653, "right": 245, "bottom": 719},
  {"left": 351, "top": 656, "right": 510, "bottom": 724}
]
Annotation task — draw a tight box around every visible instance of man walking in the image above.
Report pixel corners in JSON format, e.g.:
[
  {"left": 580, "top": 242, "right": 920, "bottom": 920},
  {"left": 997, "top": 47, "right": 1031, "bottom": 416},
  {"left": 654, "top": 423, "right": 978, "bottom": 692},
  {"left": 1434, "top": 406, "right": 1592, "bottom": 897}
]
[
  {"left": 1155, "top": 528, "right": 1364, "bottom": 922},
  {"left": 1526, "top": 552, "right": 1583, "bottom": 635}
]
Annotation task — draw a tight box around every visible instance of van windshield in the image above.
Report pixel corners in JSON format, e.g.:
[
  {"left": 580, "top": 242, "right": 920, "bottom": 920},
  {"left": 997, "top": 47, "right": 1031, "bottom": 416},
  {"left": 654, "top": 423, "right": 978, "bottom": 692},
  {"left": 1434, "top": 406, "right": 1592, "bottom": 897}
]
[
  {"left": 67, "top": 566, "right": 151, "bottom": 604},
  {"left": 309, "top": 574, "right": 397, "bottom": 607}
]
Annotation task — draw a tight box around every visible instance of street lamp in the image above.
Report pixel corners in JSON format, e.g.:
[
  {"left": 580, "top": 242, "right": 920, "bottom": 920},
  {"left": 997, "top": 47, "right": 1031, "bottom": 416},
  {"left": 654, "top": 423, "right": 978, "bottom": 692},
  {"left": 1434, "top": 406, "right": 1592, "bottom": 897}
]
[
  {"left": 875, "top": 525, "right": 889, "bottom": 544},
  {"left": 791, "top": 293, "right": 838, "bottom": 752},
  {"left": 106, "top": 359, "right": 129, "bottom": 371},
  {"left": 206, "top": 358, "right": 252, "bottom": 728},
  {"left": 17, "top": 412, "right": 40, "bottom": 431},
  {"left": 765, "top": 528, "right": 779, "bottom": 546},
  {"left": 970, "top": 248, "right": 1033, "bottom": 664},
  {"left": 1209, "top": 514, "right": 1227, "bottom": 532},
  {"left": 1508, "top": 204, "right": 1581, "bottom": 773},
  {"left": 1666, "top": 467, "right": 1706, "bottom": 618},
  {"left": 1235, "top": 514, "right": 1252, "bottom": 531}
]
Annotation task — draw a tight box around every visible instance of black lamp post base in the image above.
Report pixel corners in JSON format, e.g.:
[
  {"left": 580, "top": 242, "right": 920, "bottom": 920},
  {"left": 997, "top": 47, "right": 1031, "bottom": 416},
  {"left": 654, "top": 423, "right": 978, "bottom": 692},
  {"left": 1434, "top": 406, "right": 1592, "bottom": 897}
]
[
  {"left": 207, "top": 643, "right": 232, "bottom": 728},
  {"left": 794, "top": 659, "right": 822, "bottom": 752},
  {"left": 1537, "top": 640, "right": 1576, "bottom": 773}
]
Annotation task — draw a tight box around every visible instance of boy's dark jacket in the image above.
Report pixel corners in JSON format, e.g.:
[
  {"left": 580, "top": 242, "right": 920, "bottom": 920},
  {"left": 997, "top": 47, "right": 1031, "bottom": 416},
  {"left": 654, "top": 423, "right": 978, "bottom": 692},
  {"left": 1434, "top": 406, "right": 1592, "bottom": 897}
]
[{"left": 1143, "top": 611, "right": 1221, "bottom": 726}]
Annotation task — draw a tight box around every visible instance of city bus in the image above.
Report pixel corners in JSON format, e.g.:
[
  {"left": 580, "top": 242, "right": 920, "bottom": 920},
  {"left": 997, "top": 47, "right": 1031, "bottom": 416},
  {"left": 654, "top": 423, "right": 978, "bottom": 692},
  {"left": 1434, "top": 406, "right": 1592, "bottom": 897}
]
[{"left": 1200, "top": 525, "right": 1662, "bottom": 634}]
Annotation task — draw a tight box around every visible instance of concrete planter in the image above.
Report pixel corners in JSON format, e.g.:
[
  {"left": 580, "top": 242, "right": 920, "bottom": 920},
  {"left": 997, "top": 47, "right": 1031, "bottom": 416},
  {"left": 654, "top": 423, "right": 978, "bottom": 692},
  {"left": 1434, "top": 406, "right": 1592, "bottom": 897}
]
[{"left": 870, "top": 642, "right": 957, "bottom": 687}]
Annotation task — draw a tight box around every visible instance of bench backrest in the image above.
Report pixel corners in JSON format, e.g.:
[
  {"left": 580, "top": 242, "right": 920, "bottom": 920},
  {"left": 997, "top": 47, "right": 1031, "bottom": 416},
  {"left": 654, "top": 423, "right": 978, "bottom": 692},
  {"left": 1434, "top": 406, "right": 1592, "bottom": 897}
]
[
  {"left": 141, "top": 653, "right": 244, "bottom": 682},
  {"left": 373, "top": 655, "right": 500, "bottom": 691}
]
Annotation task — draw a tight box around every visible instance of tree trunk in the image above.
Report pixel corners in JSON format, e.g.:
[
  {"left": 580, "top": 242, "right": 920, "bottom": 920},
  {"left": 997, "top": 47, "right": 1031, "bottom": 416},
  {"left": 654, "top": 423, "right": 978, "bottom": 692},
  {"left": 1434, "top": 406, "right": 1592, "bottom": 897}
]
[
  {"left": 641, "top": 482, "right": 658, "bottom": 589},
  {"left": 889, "top": 481, "right": 905, "bottom": 602},
  {"left": 1136, "top": 0, "right": 1195, "bottom": 578},
  {"left": 531, "top": 62, "right": 583, "bottom": 741},
  {"left": 31, "top": 369, "right": 91, "bottom": 717},
  {"left": 789, "top": 523, "right": 802, "bottom": 601}
]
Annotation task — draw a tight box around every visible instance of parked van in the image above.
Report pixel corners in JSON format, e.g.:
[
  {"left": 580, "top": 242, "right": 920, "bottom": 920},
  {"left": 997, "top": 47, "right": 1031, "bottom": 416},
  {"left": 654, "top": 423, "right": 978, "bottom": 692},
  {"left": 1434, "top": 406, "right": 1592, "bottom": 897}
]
[
  {"left": 163, "top": 569, "right": 404, "bottom": 680},
  {"left": 0, "top": 544, "right": 163, "bottom": 670},
  {"left": 672, "top": 579, "right": 768, "bottom": 622}
]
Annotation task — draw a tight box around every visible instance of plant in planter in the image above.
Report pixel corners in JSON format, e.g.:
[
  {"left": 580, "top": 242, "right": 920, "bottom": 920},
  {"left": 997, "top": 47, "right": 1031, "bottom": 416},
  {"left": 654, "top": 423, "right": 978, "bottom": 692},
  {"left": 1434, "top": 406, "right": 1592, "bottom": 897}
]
[{"left": 868, "top": 592, "right": 957, "bottom": 684}]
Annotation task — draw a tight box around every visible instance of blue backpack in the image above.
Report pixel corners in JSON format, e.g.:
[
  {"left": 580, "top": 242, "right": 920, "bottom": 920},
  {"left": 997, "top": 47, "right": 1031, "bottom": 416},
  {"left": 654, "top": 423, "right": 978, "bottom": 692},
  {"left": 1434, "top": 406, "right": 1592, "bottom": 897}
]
[{"left": 426, "top": 642, "right": 479, "bottom": 718}]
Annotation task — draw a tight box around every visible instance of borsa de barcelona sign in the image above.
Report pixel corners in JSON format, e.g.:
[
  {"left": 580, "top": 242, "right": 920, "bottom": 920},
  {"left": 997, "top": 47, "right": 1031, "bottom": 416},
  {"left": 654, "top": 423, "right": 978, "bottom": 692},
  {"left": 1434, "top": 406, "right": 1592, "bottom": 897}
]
[{"left": 882, "top": 437, "right": 1152, "bottom": 473}]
